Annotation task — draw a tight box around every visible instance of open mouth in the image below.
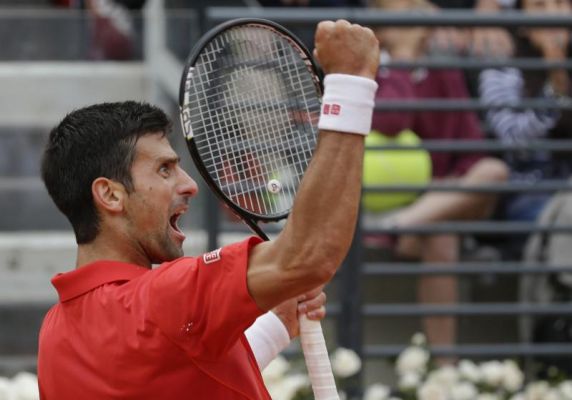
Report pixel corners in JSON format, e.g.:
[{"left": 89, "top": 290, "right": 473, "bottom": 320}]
[{"left": 169, "top": 210, "right": 186, "bottom": 241}]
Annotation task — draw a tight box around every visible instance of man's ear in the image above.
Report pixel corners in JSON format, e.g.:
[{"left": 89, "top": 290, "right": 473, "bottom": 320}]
[{"left": 92, "top": 178, "right": 126, "bottom": 213}]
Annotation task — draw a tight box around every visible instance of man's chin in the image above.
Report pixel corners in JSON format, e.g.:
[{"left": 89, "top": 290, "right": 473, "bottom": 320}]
[
  {"left": 163, "top": 247, "right": 184, "bottom": 262},
  {"left": 150, "top": 245, "right": 184, "bottom": 264},
  {"left": 171, "top": 247, "right": 185, "bottom": 260}
]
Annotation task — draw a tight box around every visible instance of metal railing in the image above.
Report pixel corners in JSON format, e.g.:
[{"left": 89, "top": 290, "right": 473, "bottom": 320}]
[
  {"left": 198, "top": 5, "right": 572, "bottom": 388},
  {"left": 206, "top": 8, "right": 572, "bottom": 28},
  {"left": 2, "top": 2, "right": 572, "bottom": 386}
]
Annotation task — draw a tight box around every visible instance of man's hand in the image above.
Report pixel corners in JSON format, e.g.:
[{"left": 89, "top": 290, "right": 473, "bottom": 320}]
[
  {"left": 469, "top": 27, "right": 513, "bottom": 58},
  {"left": 272, "top": 287, "right": 327, "bottom": 339},
  {"left": 392, "top": 26, "right": 431, "bottom": 60},
  {"left": 314, "top": 20, "right": 380, "bottom": 80},
  {"left": 529, "top": 28, "right": 569, "bottom": 59}
]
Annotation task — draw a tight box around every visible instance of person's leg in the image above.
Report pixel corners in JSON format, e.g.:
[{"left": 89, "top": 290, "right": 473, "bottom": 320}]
[
  {"left": 393, "top": 157, "right": 509, "bottom": 227},
  {"left": 389, "top": 157, "right": 507, "bottom": 355},
  {"left": 393, "top": 234, "right": 459, "bottom": 360},
  {"left": 418, "top": 234, "right": 459, "bottom": 364}
]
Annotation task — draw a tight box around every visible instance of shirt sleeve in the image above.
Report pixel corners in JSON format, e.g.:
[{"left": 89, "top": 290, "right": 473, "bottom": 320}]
[
  {"left": 439, "top": 70, "right": 485, "bottom": 177},
  {"left": 145, "top": 236, "right": 265, "bottom": 361},
  {"left": 479, "top": 68, "right": 559, "bottom": 144},
  {"left": 371, "top": 69, "right": 416, "bottom": 136}
]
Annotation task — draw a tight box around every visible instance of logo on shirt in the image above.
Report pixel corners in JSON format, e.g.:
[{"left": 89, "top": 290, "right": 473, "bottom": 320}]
[
  {"left": 203, "top": 248, "right": 222, "bottom": 264},
  {"left": 322, "top": 103, "right": 341, "bottom": 116}
]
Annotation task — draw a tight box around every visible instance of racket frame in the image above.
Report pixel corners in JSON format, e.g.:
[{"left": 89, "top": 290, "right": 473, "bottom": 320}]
[{"left": 179, "top": 18, "right": 323, "bottom": 236}]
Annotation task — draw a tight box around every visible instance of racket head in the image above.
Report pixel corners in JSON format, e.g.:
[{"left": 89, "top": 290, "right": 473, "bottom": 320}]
[{"left": 179, "top": 18, "right": 323, "bottom": 223}]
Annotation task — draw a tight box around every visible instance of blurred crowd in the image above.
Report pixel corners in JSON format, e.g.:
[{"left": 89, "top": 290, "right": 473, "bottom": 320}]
[
  {"left": 16, "top": 0, "right": 572, "bottom": 365},
  {"left": 363, "top": 0, "right": 571, "bottom": 360}
]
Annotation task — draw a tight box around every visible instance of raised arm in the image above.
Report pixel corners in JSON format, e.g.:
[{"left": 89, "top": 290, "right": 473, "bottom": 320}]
[{"left": 247, "top": 20, "right": 380, "bottom": 311}]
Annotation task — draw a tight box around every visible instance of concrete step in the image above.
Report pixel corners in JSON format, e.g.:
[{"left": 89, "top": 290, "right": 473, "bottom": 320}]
[{"left": 0, "top": 62, "right": 149, "bottom": 127}]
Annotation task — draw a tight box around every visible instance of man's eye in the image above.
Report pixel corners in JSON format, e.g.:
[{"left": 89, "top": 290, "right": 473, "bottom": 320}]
[{"left": 160, "top": 165, "right": 171, "bottom": 176}]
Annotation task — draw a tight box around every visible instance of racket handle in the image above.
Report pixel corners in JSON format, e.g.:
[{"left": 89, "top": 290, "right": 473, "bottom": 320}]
[{"left": 299, "top": 315, "right": 339, "bottom": 400}]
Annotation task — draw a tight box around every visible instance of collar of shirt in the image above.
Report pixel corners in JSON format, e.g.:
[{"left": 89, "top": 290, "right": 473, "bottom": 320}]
[{"left": 51, "top": 261, "right": 148, "bottom": 303}]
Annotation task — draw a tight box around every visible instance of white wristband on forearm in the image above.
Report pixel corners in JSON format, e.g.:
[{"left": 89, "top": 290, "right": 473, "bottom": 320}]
[
  {"left": 245, "top": 311, "right": 291, "bottom": 371},
  {"left": 318, "top": 73, "right": 379, "bottom": 136}
]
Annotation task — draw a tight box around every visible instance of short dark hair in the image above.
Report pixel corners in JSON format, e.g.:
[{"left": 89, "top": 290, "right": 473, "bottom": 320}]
[{"left": 41, "top": 101, "right": 171, "bottom": 244}]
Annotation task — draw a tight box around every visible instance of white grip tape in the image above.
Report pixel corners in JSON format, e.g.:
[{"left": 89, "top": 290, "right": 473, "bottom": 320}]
[
  {"left": 318, "top": 74, "right": 379, "bottom": 136},
  {"left": 299, "top": 315, "right": 339, "bottom": 400}
]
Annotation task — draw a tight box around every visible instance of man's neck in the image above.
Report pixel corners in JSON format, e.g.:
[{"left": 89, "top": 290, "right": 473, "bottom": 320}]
[{"left": 76, "top": 236, "right": 152, "bottom": 269}]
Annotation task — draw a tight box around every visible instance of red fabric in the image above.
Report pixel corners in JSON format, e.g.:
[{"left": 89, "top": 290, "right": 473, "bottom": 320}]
[
  {"left": 38, "top": 237, "right": 269, "bottom": 400},
  {"left": 50, "top": 0, "right": 73, "bottom": 7},
  {"left": 91, "top": 16, "right": 134, "bottom": 61},
  {"left": 372, "top": 68, "right": 484, "bottom": 178}
]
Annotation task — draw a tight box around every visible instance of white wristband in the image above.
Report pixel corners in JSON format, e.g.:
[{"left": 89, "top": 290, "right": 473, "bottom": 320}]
[
  {"left": 245, "top": 311, "right": 291, "bottom": 371},
  {"left": 318, "top": 73, "right": 379, "bottom": 136}
]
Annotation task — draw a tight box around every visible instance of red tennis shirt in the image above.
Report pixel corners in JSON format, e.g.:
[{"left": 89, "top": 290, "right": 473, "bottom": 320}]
[{"left": 38, "top": 237, "right": 270, "bottom": 399}]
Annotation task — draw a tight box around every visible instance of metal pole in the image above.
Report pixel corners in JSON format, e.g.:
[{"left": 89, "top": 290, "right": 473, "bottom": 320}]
[{"left": 337, "top": 214, "right": 364, "bottom": 398}]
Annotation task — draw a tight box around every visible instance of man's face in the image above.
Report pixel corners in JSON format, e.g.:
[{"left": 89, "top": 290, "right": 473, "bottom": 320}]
[{"left": 123, "top": 133, "right": 198, "bottom": 264}]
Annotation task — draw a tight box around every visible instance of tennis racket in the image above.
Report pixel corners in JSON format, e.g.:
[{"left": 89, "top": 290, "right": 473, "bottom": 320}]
[{"left": 179, "top": 18, "right": 339, "bottom": 400}]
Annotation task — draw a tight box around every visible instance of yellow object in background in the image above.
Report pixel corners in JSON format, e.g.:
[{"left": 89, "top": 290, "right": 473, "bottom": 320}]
[{"left": 362, "top": 129, "right": 432, "bottom": 213}]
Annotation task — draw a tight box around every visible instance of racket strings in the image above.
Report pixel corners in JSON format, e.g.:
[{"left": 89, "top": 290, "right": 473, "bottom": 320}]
[
  {"left": 227, "top": 29, "right": 297, "bottom": 215},
  {"left": 190, "top": 58, "right": 317, "bottom": 146},
  {"left": 198, "top": 136, "right": 315, "bottom": 172},
  {"left": 183, "top": 49, "right": 315, "bottom": 111},
  {"left": 184, "top": 25, "right": 320, "bottom": 217},
  {"left": 207, "top": 151, "right": 307, "bottom": 200}
]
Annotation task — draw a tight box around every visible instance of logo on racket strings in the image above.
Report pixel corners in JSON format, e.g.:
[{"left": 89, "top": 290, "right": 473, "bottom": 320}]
[
  {"left": 180, "top": 67, "right": 195, "bottom": 140},
  {"left": 203, "top": 248, "right": 222, "bottom": 264},
  {"left": 322, "top": 103, "right": 341, "bottom": 116}
]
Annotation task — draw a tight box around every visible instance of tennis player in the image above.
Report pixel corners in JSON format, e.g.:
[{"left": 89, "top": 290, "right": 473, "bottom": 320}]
[{"left": 38, "top": 20, "right": 380, "bottom": 399}]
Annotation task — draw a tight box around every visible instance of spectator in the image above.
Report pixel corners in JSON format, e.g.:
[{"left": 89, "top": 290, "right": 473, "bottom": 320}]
[
  {"left": 257, "top": 0, "right": 361, "bottom": 6},
  {"left": 428, "top": 0, "right": 514, "bottom": 58},
  {"left": 88, "top": 0, "right": 146, "bottom": 60},
  {"left": 479, "top": 0, "right": 572, "bottom": 227},
  {"left": 51, "top": 0, "right": 143, "bottom": 60},
  {"left": 255, "top": 0, "right": 364, "bottom": 48},
  {"left": 370, "top": 0, "right": 509, "bottom": 358}
]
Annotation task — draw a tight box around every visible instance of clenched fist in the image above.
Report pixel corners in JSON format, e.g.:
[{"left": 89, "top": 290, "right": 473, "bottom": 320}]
[{"left": 314, "top": 20, "right": 380, "bottom": 80}]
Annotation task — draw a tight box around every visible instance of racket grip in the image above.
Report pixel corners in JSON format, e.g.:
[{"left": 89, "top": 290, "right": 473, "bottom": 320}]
[{"left": 299, "top": 315, "right": 339, "bottom": 400}]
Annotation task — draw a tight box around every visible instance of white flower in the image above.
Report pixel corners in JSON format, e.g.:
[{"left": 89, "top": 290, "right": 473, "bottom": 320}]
[
  {"left": 11, "top": 372, "right": 39, "bottom": 400},
  {"left": 396, "top": 346, "right": 429, "bottom": 376},
  {"left": 398, "top": 372, "right": 421, "bottom": 390},
  {"left": 524, "top": 381, "right": 550, "bottom": 400},
  {"left": 0, "top": 377, "right": 16, "bottom": 400},
  {"left": 417, "top": 382, "right": 448, "bottom": 400},
  {"left": 450, "top": 382, "right": 478, "bottom": 400},
  {"left": 500, "top": 360, "right": 524, "bottom": 393},
  {"left": 263, "top": 380, "right": 281, "bottom": 400},
  {"left": 476, "top": 394, "right": 500, "bottom": 400},
  {"left": 266, "top": 373, "right": 309, "bottom": 400},
  {"left": 427, "top": 365, "right": 459, "bottom": 387},
  {"left": 331, "top": 348, "right": 362, "bottom": 378},
  {"left": 364, "top": 384, "right": 391, "bottom": 400},
  {"left": 480, "top": 360, "right": 504, "bottom": 387},
  {"left": 262, "top": 355, "right": 290, "bottom": 383},
  {"left": 282, "top": 374, "right": 309, "bottom": 397},
  {"left": 458, "top": 359, "right": 481, "bottom": 383},
  {"left": 560, "top": 381, "right": 572, "bottom": 400},
  {"left": 411, "top": 333, "right": 427, "bottom": 347},
  {"left": 547, "top": 388, "right": 563, "bottom": 400}
]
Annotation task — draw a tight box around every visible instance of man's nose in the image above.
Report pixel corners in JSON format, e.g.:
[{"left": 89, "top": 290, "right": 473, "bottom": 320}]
[{"left": 177, "top": 167, "right": 199, "bottom": 197}]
